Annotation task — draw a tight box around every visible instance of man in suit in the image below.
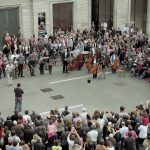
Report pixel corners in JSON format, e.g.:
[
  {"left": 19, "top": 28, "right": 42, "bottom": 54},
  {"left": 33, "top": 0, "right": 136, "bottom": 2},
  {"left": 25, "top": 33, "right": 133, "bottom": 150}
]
[
  {"left": 62, "top": 48, "right": 70, "bottom": 73},
  {"left": 18, "top": 53, "right": 25, "bottom": 77}
]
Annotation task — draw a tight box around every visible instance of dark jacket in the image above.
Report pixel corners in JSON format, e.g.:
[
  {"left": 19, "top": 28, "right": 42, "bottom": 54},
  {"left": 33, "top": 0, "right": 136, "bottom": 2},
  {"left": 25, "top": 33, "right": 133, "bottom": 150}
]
[
  {"left": 124, "top": 137, "right": 136, "bottom": 150},
  {"left": 61, "top": 131, "right": 69, "bottom": 146},
  {"left": 33, "top": 142, "right": 45, "bottom": 150}
]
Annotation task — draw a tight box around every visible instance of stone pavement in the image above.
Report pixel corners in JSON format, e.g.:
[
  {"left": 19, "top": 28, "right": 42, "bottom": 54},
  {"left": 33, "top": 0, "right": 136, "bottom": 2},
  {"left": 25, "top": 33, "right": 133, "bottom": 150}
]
[{"left": 0, "top": 64, "right": 150, "bottom": 118}]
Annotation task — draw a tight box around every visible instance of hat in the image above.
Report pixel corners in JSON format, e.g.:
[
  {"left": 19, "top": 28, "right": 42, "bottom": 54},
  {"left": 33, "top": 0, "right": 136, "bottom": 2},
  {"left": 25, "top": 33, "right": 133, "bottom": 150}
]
[{"left": 82, "top": 108, "right": 86, "bottom": 112}]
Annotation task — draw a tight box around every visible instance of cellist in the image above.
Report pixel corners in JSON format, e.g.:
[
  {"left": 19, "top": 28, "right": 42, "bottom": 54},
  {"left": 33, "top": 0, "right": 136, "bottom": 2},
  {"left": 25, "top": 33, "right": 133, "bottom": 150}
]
[
  {"left": 110, "top": 53, "right": 119, "bottom": 73},
  {"left": 85, "top": 56, "right": 93, "bottom": 73},
  {"left": 90, "top": 57, "right": 98, "bottom": 79}
]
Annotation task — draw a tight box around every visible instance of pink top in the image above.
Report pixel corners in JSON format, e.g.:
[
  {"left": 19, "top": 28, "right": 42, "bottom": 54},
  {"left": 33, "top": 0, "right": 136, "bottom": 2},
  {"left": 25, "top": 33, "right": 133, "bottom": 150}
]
[
  {"left": 124, "top": 130, "right": 138, "bottom": 138},
  {"left": 47, "top": 124, "right": 57, "bottom": 138}
]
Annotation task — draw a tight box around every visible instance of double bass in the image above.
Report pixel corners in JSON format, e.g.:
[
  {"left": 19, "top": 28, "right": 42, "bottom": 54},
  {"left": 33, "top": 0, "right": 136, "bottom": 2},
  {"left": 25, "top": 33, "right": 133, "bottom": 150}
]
[
  {"left": 90, "top": 63, "right": 98, "bottom": 78},
  {"left": 85, "top": 56, "right": 93, "bottom": 73},
  {"left": 74, "top": 53, "right": 83, "bottom": 70}
]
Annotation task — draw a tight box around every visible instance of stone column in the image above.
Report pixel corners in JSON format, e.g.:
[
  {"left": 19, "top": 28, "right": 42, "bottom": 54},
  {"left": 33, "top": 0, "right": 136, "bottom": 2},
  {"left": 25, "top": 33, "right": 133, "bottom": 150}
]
[
  {"left": 49, "top": 2, "right": 53, "bottom": 35},
  {"left": 76, "top": 0, "right": 91, "bottom": 31},
  {"left": 88, "top": 0, "right": 92, "bottom": 31},
  {"left": 73, "top": 0, "right": 77, "bottom": 31},
  {"left": 146, "top": 0, "right": 150, "bottom": 35},
  {"left": 128, "top": 0, "right": 131, "bottom": 22},
  {"left": 113, "top": 0, "right": 129, "bottom": 29}
]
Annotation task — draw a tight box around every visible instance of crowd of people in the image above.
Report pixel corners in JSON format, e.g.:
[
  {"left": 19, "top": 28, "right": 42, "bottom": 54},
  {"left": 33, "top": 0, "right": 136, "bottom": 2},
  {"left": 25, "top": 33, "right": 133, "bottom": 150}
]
[
  {"left": 0, "top": 103, "right": 150, "bottom": 150},
  {"left": 0, "top": 24, "right": 150, "bottom": 149},
  {"left": 0, "top": 23, "right": 150, "bottom": 85}
]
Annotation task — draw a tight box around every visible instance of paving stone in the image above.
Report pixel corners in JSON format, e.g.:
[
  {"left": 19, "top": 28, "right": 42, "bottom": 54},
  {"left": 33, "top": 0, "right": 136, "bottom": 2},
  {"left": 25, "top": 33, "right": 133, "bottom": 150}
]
[{"left": 51, "top": 95, "right": 64, "bottom": 100}]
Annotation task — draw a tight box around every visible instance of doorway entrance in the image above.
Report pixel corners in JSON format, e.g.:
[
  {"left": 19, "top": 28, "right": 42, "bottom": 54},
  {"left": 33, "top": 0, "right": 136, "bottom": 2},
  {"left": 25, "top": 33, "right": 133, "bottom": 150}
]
[
  {"left": 92, "top": 0, "right": 114, "bottom": 30},
  {"left": 0, "top": 7, "right": 19, "bottom": 49},
  {"left": 53, "top": 2, "right": 73, "bottom": 33}
]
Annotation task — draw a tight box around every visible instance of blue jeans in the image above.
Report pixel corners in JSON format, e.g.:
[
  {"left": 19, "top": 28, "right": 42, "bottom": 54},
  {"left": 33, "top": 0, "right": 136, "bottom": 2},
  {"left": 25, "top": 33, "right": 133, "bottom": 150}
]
[{"left": 15, "top": 99, "right": 22, "bottom": 111}]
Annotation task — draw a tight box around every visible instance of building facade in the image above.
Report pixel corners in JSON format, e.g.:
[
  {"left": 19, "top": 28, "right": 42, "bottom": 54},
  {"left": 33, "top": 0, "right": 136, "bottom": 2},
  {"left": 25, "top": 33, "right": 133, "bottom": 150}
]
[{"left": 0, "top": 0, "right": 150, "bottom": 46}]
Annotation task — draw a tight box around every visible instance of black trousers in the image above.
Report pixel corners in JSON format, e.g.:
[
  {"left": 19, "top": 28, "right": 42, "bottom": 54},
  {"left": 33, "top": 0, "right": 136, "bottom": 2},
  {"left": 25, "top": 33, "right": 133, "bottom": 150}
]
[
  {"left": 48, "top": 65, "right": 52, "bottom": 74},
  {"left": 62, "top": 145, "right": 69, "bottom": 150},
  {"left": 28, "top": 64, "right": 35, "bottom": 76},
  {"left": 63, "top": 60, "right": 68, "bottom": 73},
  {"left": 18, "top": 64, "right": 24, "bottom": 77},
  {"left": 39, "top": 64, "right": 44, "bottom": 74}
]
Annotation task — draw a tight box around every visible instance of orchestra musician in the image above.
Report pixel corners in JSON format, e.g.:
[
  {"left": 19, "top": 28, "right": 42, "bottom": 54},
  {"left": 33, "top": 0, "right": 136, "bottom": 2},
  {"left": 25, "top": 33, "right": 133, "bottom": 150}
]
[
  {"left": 67, "top": 53, "right": 75, "bottom": 71},
  {"left": 98, "top": 56, "right": 106, "bottom": 80},
  {"left": 90, "top": 57, "right": 98, "bottom": 79},
  {"left": 75, "top": 53, "right": 83, "bottom": 70},
  {"left": 110, "top": 53, "right": 119, "bottom": 73},
  {"left": 85, "top": 56, "right": 93, "bottom": 73},
  {"left": 62, "top": 48, "right": 70, "bottom": 73}
]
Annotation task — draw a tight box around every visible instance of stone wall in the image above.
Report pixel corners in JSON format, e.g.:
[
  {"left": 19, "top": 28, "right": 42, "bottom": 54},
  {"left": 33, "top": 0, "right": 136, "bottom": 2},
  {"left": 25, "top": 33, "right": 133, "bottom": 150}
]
[
  {"left": 32, "top": 0, "right": 91, "bottom": 36},
  {"left": 76, "top": 0, "right": 91, "bottom": 31},
  {"left": 0, "top": 0, "right": 150, "bottom": 39}
]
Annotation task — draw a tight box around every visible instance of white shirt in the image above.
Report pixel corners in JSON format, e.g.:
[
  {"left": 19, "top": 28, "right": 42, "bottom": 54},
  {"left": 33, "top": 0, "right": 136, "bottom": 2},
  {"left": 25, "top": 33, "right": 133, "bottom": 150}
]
[
  {"left": 8, "top": 135, "right": 20, "bottom": 143},
  {"left": 119, "top": 126, "right": 129, "bottom": 137},
  {"left": 110, "top": 54, "right": 116, "bottom": 65},
  {"left": 23, "top": 115, "right": 31, "bottom": 123},
  {"left": 87, "top": 130, "right": 98, "bottom": 142},
  {"left": 138, "top": 125, "right": 147, "bottom": 139},
  {"left": 107, "top": 147, "right": 115, "bottom": 150},
  {"left": 67, "top": 135, "right": 74, "bottom": 150},
  {"left": 96, "top": 118, "right": 105, "bottom": 130},
  {"left": 5, "top": 64, "right": 14, "bottom": 73}
]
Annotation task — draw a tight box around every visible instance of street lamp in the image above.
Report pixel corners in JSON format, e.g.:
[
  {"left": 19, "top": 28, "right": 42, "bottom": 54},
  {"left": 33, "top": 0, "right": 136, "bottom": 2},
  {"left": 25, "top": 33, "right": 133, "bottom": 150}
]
[{"left": 126, "top": 21, "right": 135, "bottom": 60}]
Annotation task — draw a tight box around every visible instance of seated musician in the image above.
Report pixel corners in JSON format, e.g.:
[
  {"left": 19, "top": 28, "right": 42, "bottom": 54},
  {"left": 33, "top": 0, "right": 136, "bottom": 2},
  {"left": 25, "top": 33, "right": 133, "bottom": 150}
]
[
  {"left": 75, "top": 53, "right": 83, "bottom": 70},
  {"left": 85, "top": 56, "right": 93, "bottom": 73},
  {"left": 68, "top": 53, "right": 75, "bottom": 71}
]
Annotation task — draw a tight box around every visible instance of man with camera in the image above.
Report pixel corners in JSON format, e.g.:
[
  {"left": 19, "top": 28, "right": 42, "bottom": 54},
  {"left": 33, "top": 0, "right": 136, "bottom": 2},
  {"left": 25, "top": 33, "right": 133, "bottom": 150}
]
[{"left": 67, "top": 127, "right": 81, "bottom": 150}]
